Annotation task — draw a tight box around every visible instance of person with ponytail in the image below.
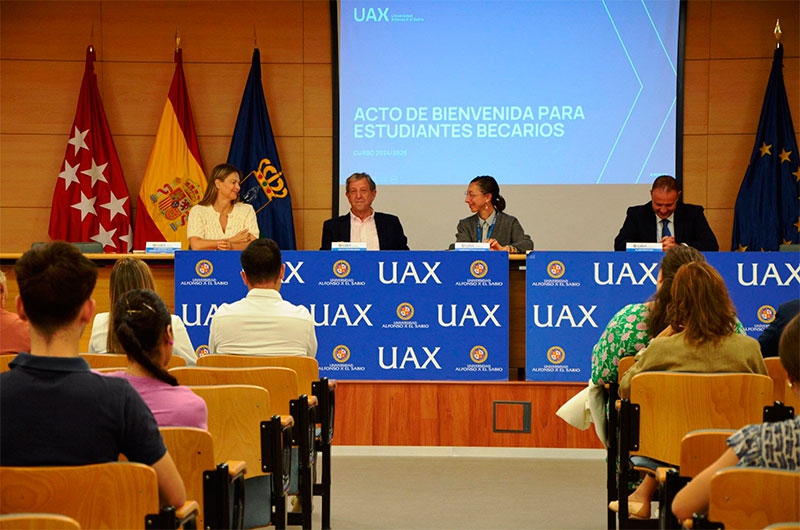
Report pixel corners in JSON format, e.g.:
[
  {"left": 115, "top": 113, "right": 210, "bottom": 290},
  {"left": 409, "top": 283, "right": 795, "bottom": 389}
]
[
  {"left": 450, "top": 175, "right": 534, "bottom": 253},
  {"left": 104, "top": 288, "right": 207, "bottom": 429}
]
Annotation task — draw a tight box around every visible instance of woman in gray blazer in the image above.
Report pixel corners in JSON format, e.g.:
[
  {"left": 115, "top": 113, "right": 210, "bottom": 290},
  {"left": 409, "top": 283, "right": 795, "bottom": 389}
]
[{"left": 451, "top": 175, "right": 534, "bottom": 253}]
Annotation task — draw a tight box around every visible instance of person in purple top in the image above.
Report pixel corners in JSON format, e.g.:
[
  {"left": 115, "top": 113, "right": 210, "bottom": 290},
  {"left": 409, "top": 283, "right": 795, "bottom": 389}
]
[{"left": 105, "top": 288, "right": 207, "bottom": 430}]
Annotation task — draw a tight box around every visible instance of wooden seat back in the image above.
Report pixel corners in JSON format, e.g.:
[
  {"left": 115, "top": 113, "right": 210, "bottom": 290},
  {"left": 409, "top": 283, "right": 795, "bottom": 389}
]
[
  {"left": 0, "top": 354, "right": 16, "bottom": 373},
  {"left": 708, "top": 467, "right": 800, "bottom": 530},
  {"left": 765, "top": 357, "right": 800, "bottom": 410},
  {"left": 678, "top": 429, "right": 735, "bottom": 478},
  {"left": 173, "top": 366, "right": 298, "bottom": 415},
  {"left": 198, "top": 354, "right": 319, "bottom": 396},
  {"left": 629, "top": 372, "right": 773, "bottom": 466},
  {"left": 0, "top": 513, "right": 82, "bottom": 529},
  {"left": 78, "top": 353, "right": 127, "bottom": 369},
  {"left": 188, "top": 384, "right": 271, "bottom": 478},
  {"left": 0, "top": 462, "right": 159, "bottom": 529},
  {"left": 617, "top": 355, "right": 636, "bottom": 382},
  {"left": 159, "top": 427, "right": 217, "bottom": 529}
]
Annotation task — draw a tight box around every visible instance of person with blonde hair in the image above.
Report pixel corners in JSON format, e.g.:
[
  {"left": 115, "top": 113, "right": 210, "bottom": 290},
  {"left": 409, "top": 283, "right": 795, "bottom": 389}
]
[
  {"left": 88, "top": 258, "right": 196, "bottom": 365},
  {"left": 672, "top": 313, "right": 800, "bottom": 521},
  {"left": 611, "top": 260, "right": 768, "bottom": 519},
  {"left": 187, "top": 163, "right": 259, "bottom": 250}
]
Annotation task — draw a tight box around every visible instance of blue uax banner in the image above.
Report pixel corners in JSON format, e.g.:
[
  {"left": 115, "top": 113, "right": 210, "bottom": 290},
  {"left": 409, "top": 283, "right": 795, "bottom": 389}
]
[
  {"left": 526, "top": 252, "right": 800, "bottom": 382},
  {"left": 175, "top": 251, "right": 509, "bottom": 381}
]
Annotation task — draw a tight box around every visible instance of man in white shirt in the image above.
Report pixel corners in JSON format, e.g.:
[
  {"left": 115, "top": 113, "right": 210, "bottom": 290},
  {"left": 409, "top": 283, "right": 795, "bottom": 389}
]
[
  {"left": 319, "top": 172, "right": 409, "bottom": 250},
  {"left": 208, "top": 239, "right": 317, "bottom": 357}
]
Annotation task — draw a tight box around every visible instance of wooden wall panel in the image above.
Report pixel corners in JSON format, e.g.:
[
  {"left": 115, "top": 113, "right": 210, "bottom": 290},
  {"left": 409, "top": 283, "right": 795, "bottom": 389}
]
[
  {"left": 682, "top": 135, "right": 709, "bottom": 204},
  {"left": 304, "top": 0, "right": 334, "bottom": 64},
  {"left": 708, "top": 58, "right": 800, "bottom": 134},
  {"left": 0, "top": 2, "right": 102, "bottom": 61},
  {"left": 334, "top": 381, "right": 604, "bottom": 448},
  {"left": 684, "top": 1, "right": 711, "bottom": 61},
  {"left": 706, "top": 208, "right": 734, "bottom": 251},
  {"left": 0, "top": 135, "right": 65, "bottom": 208},
  {"left": 0, "top": 0, "right": 332, "bottom": 253},
  {"left": 1, "top": 60, "right": 87, "bottom": 135},
  {"left": 683, "top": 60, "right": 710, "bottom": 136},
  {"left": 100, "top": 1, "right": 304, "bottom": 63},
  {"left": 706, "top": 134, "right": 756, "bottom": 210},
  {"left": 708, "top": 1, "right": 799, "bottom": 59}
]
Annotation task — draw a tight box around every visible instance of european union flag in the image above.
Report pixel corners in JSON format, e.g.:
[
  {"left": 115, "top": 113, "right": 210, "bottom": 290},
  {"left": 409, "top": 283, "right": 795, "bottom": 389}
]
[
  {"left": 732, "top": 44, "right": 800, "bottom": 251},
  {"left": 228, "top": 48, "right": 297, "bottom": 250}
]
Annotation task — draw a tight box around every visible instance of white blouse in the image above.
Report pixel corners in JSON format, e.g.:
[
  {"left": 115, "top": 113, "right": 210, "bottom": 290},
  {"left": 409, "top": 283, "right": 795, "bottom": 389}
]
[
  {"left": 186, "top": 202, "right": 259, "bottom": 242},
  {"left": 88, "top": 312, "right": 198, "bottom": 365}
]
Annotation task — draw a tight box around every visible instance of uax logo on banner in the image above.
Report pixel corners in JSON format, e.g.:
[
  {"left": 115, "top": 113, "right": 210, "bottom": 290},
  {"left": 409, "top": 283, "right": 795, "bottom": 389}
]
[
  {"left": 310, "top": 303, "right": 373, "bottom": 326},
  {"left": 378, "top": 260, "right": 441, "bottom": 284},
  {"left": 757, "top": 305, "right": 777, "bottom": 323},
  {"left": 737, "top": 262, "right": 800, "bottom": 286}
]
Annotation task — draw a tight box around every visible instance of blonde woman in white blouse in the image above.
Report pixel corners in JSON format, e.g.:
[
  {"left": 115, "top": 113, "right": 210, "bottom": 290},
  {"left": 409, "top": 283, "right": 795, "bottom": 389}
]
[{"left": 187, "top": 163, "right": 259, "bottom": 250}]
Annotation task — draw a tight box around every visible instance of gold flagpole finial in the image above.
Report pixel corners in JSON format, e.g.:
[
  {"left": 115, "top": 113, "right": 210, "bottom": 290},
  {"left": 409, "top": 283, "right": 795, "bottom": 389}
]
[
  {"left": 175, "top": 29, "right": 181, "bottom": 50},
  {"left": 774, "top": 19, "right": 782, "bottom": 47},
  {"left": 254, "top": 26, "right": 258, "bottom": 49}
]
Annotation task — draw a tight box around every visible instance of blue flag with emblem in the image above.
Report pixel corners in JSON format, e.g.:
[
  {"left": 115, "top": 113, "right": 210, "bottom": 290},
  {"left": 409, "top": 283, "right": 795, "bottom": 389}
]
[
  {"left": 228, "top": 48, "right": 297, "bottom": 250},
  {"left": 731, "top": 43, "right": 800, "bottom": 251}
]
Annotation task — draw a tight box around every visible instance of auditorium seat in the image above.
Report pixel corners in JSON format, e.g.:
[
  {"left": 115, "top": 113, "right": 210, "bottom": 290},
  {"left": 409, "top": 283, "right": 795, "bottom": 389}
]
[
  {"left": 78, "top": 353, "right": 126, "bottom": 369},
  {"left": 615, "top": 372, "right": 773, "bottom": 529},
  {"left": 605, "top": 354, "right": 637, "bottom": 529},
  {"left": 0, "top": 513, "right": 81, "bottom": 529},
  {"left": 189, "top": 384, "right": 293, "bottom": 529},
  {"left": 174, "top": 367, "right": 316, "bottom": 529},
  {"left": 765, "top": 357, "right": 800, "bottom": 410},
  {"left": 692, "top": 467, "right": 800, "bottom": 530},
  {"left": 0, "top": 462, "right": 199, "bottom": 529},
  {"left": 159, "top": 426, "right": 247, "bottom": 530},
  {"left": 197, "top": 354, "right": 336, "bottom": 528},
  {"left": 0, "top": 354, "right": 16, "bottom": 373}
]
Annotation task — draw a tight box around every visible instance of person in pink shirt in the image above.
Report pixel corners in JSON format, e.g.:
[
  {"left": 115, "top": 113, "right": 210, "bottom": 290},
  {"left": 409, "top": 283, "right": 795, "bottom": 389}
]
[
  {"left": 0, "top": 270, "right": 30, "bottom": 355},
  {"left": 104, "top": 288, "right": 207, "bottom": 430}
]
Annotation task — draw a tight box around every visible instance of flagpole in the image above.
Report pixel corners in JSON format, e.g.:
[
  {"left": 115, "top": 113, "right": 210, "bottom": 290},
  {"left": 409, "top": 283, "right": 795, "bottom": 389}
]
[{"left": 774, "top": 19, "right": 781, "bottom": 48}]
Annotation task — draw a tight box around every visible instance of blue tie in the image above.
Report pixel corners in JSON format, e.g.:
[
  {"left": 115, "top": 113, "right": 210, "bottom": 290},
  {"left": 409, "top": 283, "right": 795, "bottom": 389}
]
[{"left": 661, "top": 219, "right": 671, "bottom": 238}]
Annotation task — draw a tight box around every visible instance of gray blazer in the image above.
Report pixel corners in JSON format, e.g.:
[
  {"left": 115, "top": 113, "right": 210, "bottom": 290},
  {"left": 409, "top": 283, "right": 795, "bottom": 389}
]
[{"left": 450, "top": 211, "right": 534, "bottom": 252}]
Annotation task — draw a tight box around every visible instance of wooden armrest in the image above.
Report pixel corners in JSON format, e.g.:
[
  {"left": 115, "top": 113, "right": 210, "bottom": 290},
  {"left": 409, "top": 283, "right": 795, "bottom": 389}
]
[
  {"left": 682, "top": 517, "right": 693, "bottom": 529},
  {"left": 307, "top": 395, "right": 319, "bottom": 408},
  {"left": 615, "top": 399, "right": 621, "bottom": 411},
  {"left": 225, "top": 460, "right": 247, "bottom": 477},
  {"left": 655, "top": 466, "right": 677, "bottom": 484},
  {"left": 175, "top": 499, "right": 201, "bottom": 520},
  {"left": 328, "top": 379, "right": 337, "bottom": 390},
  {"left": 280, "top": 414, "right": 294, "bottom": 428}
]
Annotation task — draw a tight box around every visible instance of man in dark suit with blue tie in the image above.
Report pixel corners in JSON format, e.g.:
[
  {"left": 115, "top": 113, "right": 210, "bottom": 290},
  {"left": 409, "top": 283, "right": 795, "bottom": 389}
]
[
  {"left": 320, "top": 172, "right": 409, "bottom": 250},
  {"left": 614, "top": 175, "right": 719, "bottom": 251}
]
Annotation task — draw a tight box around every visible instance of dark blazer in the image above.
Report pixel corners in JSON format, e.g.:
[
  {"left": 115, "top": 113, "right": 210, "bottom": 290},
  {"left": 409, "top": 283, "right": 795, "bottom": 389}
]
[
  {"left": 613, "top": 202, "right": 719, "bottom": 251},
  {"left": 758, "top": 298, "right": 800, "bottom": 357},
  {"left": 320, "top": 212, "right": 409, "bottom": 250},
  {"left": 450, "top": 211, "right": 534, "bottom": 252}
]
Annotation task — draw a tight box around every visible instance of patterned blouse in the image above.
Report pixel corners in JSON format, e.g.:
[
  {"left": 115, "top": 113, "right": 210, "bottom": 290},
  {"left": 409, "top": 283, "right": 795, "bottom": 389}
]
[
  {"left": 729, "top": 416, "right": 800, "bottom": 469},
  {"left": 590, "top": 303, "right": 651, "bottom": 385}
]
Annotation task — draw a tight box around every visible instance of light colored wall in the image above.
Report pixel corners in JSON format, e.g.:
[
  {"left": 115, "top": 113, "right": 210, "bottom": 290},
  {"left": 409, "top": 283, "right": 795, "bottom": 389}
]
[{"left": 0, "top": 0, "right": 797, "bottom": 252}]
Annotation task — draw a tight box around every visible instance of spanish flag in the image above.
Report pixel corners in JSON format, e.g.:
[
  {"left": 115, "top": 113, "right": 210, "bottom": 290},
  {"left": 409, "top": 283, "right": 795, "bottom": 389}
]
[{"left": 133, "top": 48, "right": 206, "bottom": 249}]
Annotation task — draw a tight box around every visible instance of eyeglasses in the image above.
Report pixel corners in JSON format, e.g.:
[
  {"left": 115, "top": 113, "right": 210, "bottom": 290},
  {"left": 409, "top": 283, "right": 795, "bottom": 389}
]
[{"left": 464, "top": 192, "right": 484, "bottom": 198}]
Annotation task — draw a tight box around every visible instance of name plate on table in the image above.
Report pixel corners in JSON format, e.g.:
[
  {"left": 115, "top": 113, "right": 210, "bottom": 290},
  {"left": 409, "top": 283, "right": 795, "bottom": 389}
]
[
  {"left": 145, "top": 241, "right": 182, "bottom": 254},
  {"left": 454, "top": 242, "right": 490, "bottom": 251},
  {"left": 626, "top": 242, "right": 662, "bottom": 252},
  {"left": 332, "top": 241, "right": 367, "bottom": 251}
]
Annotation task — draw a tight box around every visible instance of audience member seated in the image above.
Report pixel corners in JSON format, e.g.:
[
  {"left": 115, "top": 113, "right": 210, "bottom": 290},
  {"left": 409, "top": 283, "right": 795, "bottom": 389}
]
[
  {"left": 611, "top": 260, "right": 768, "bottom": 519},
  {"left": 186, "top": 163, "right": 259, "bottom": 251},
  {"left": 672, "top": 314, "right": 800, "bottom": 521},
  {"left": 758, "top": 298, "right": 800, "bottom": 357},
  {"left": 591, "top": 246, "right": 707, "bottom": 386},
  {"left": 450, "top": 175, "right": 533, "bottom": 253},
  {"left": 88, "top": 257, "right": 197, "bottom": 365},
  {"left": 104, "top": 288, "right": 208, "bottom": 430},
  {"left": 613, "top": 174, "right": 719, "bottom": 251},
  {"left": 0, "top": 269, "right": 30, "bottom": 355},
  {"left": 0, "top": 242, "right": 185, "bottom": 507},
  {"left": 320, "top": 172, "right": 409, "bottom": 250},
  {"left": 209, "top": 238, "right": 317, "bottom": 357}
]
